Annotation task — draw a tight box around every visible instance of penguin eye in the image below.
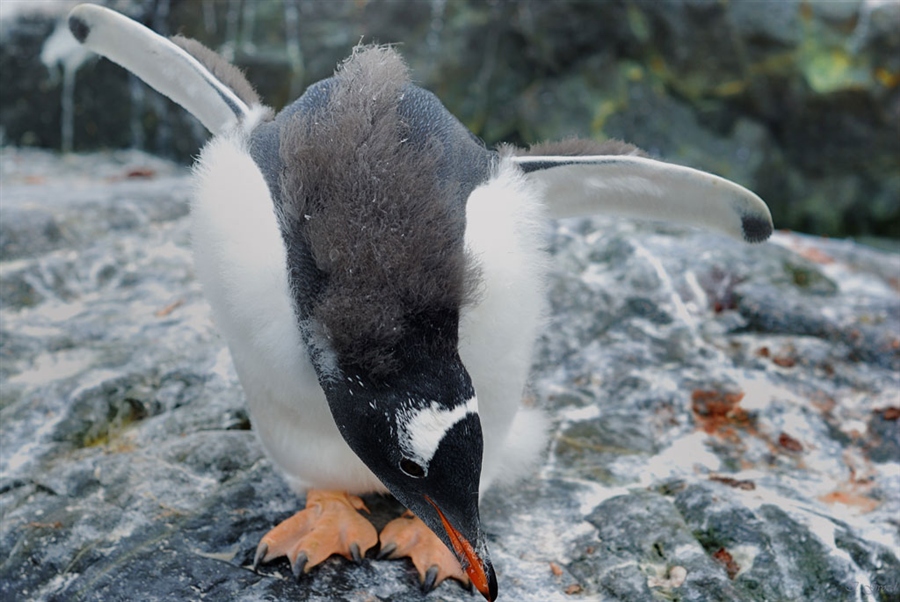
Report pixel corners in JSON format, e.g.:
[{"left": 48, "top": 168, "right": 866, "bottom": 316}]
[{"left": 399, "top": 457, "right": 426, "bottom": 478}]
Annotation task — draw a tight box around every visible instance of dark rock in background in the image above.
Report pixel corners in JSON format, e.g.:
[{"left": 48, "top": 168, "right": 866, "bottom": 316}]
[
  {"left": 2, "top": 149, "right": 898, "bottom": 601},
  {"left": 1, "top": 0, "right": 899, "bottom": 239}
]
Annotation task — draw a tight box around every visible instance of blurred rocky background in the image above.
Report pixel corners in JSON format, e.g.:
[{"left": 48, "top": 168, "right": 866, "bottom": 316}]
[
  {"left": 1, "top": 0, "right": 899, "bottom": 241},
  {"left": 2, "top": 2, "right": 900, "bottom": 601}
]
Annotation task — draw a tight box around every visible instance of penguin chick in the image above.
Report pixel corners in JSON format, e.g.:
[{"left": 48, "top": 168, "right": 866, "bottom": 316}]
[{"left": 67, "top": 5, "right": 773, "bottom": 601}]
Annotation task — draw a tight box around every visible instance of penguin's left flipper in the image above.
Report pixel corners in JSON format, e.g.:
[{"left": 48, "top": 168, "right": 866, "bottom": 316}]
[
  {"left": 513, "top": 155, "right": 774, "bottom": 243},
  {"left": 378, "top": 510, "right": 470, "bottom": 593},
  {"left": 253, "top": 490, "right": 379, "bottom": 578},
  {"left": 67, "top": 3, "right": 262, "bottom": 135}
]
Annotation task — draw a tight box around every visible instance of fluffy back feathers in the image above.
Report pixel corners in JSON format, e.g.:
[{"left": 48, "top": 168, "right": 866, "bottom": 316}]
[{"left": 277, "top": 47, "right": 479, "bottom": 377}]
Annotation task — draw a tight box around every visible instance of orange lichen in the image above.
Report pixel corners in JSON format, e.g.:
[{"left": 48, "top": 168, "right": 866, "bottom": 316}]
[
  {"left": 875, "top": 67, "right": 900, "bottom": 89},
  {"left": 778, "top": 432, "right": 804, "bottom": 453},
  {"left": 155, "top": 299, "right": 185, "bottom": 317},
  {"left": 709, "top": 474, "right": 756, "bottom": 490},
  {"left": 819, "top": 490, "right": 880, "bottom": 513},
  {"left": 712, "top": 547, "right": 740, "bottom": 579},
  {"left": 819, "top": 448, "right": 881, "bottom": 513},
  {"left": 880, "top": 407, "right": 900, "bottom": 421},
  {"left": 27, "top": 521, "right": 63, "bottom": 529},
  {"left": 126, "top": 167, "right": 157, "bottom": 179},
  {"left": 691, "top": 390, "right": 752, "bottom": 440},
  {"left": 810, "top": 394, "right": 837, "bottom": 414},
  {"left": 772, "top": 355, "right": 797, "bottom": 368},
  {"left": 796, "top": 246, "right": 835, "bottom": 265},
  {"left": 758, "top": 343, "right": 797, "bottom": 368}
]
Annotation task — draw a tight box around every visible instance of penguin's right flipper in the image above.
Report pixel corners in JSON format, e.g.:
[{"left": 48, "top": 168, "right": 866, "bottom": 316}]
[
  {"left": 513, "top": 154, "right": 774, "bottom": 244},
  {"left": 68, "top": 3, "right": 259, "bottom": 135}
]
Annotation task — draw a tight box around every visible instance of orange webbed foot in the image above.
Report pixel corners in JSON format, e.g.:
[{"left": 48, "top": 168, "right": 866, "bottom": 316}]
[
  {"left": 253, "top": 490, "right": 379, "bottom": 578},
  {"left": 378, "top": 510, "right": 469, "bottom": 592}
]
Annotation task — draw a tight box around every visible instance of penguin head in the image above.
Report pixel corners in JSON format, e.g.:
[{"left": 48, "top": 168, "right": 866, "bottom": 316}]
[{"left": 321, "top": 340, "right": 497, "bottom": 600}]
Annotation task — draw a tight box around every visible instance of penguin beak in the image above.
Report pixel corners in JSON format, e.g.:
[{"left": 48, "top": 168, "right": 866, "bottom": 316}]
[{"left": 426, "top": 496, "right": 498, "bottom": 601}]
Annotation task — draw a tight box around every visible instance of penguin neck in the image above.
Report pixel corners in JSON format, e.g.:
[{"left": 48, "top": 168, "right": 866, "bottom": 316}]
[
  {"left": 319, "top": 332, "right": 475, "bottom": 464},
  {"left": 314, "top": 310, "right": 471, "bottom": 402},
  {"left": 319, "top": 317, "right": 465, "bottom": 391}
]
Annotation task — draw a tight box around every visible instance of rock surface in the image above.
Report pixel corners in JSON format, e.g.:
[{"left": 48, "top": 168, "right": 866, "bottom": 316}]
[
  {"left": 1, "top": 148, "right": 899, "bottom": 601},
  {"left": 1, "top": 0, "right": 899, "bottom": 239}
]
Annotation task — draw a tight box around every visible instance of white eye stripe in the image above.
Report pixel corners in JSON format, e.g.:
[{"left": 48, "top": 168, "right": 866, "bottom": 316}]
[{"left": 398, "top": 397, "right": 478, "bottom": 468}]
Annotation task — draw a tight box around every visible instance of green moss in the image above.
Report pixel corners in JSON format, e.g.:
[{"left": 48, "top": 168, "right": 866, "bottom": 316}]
[
  {"left": 781, "top": 260, "right": 838, "bottom": 294},
  {"left": 802, "top": 48, "right": 872, "bottom": 94},
  {"left": 626, "top": 3, "right": 651, "bottom": 43},
  {"left": 80, "top": 391, "right": 152, "bottom": 448}
]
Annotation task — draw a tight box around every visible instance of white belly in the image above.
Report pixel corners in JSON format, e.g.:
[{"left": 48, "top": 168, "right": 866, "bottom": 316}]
[
  {"left": 190, "top": 134, "right": 547, "bottom": 495},
  {"left": 459, "top": 157, "right": 550, "bottom": 488}
]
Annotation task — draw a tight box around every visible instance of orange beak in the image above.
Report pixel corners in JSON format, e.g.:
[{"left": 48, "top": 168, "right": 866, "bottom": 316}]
[{"left": 426, "top": 496, "right": 497, "bottom": 601}]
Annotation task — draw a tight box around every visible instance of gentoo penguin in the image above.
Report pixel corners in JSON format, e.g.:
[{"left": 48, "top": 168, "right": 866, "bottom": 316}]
[{"left": 67, "top": 4, "right": 773, "bottom": 600}]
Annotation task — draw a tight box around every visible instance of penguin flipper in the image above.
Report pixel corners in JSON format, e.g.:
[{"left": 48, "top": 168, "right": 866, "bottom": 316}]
[
  {"left": 512, "top": 155, "right": 774, "bottom": 243},
  {"left": 67, "top": 3, "right": 253, "bottom": 135}
]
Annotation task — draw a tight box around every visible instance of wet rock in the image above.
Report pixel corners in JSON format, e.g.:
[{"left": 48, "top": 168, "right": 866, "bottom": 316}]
[
  {"left": 1, "top": 150, "right": 898, "bottom": 601},
  {"left": 672, "top": 482, "right": 898, "bottom": 601},
  {"left": 572, "top": 489, "right": 742, "bottom": 601}
]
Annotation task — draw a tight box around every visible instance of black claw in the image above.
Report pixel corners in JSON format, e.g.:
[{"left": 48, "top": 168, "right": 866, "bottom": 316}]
[
  {"left": 377, "top": 543, "right": 397, "bottom": 559},
  {"left": 292, "top": 553, "right": 308, "bottom": 580},
  {"left": 350, "top": 543, "right": 362, "bottom": 563},
  {"left": 422, "top": 565, "right": 439, "bottom": 593},
  {"left": 252, "top": 543, "right": 268, "bottom": 571}
]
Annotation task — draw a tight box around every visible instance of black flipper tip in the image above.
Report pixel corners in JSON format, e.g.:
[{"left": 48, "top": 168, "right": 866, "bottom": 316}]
[
  {"left": 68, "top": 14, "right": 90, "bottom": 44},
  {"left": 741, "top": 214, "right": 774, "bottom": 243}
]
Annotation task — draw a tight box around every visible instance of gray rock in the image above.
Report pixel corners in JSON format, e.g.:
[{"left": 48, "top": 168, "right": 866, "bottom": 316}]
[{"left": 1, "top": 148, "right": 898, "bottom": 601}]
